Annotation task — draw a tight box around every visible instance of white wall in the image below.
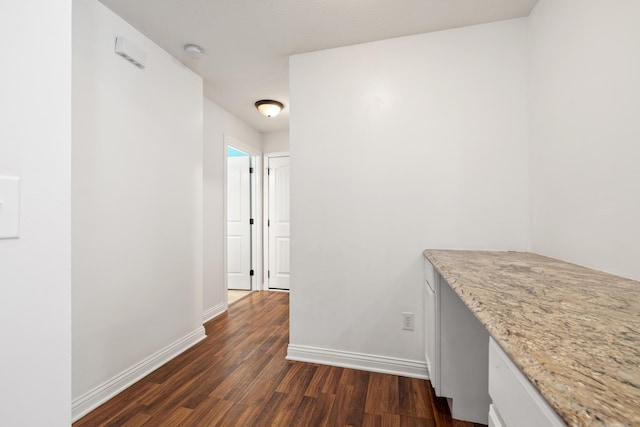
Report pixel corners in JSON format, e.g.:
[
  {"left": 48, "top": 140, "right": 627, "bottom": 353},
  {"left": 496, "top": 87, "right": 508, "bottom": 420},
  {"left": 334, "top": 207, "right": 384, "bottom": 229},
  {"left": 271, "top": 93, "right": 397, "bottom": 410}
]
[
  {"left": 263, "top": 131, "right": 290, "bottom": 153},
  {"left": 203, "top": 97, "right": 262, "bottom": 318},
  {"left": 72, "top": 0, "right": 204, "bottom": 413},
  {"left": 289, "top": 19, "right": 530, "bottom": 367},
  {"left": 0, "top": 2, "right": 72, "bottom": 425},
  {"left": 529, "top": 0, "right": 640, "bottom": 280}
]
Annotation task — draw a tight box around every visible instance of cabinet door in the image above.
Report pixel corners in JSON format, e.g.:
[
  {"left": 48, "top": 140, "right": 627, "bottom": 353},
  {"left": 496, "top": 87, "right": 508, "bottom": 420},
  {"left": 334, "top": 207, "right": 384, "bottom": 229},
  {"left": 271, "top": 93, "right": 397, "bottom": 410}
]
[{"left": 489, "top": 338, "right": 565, "bottom": 427}]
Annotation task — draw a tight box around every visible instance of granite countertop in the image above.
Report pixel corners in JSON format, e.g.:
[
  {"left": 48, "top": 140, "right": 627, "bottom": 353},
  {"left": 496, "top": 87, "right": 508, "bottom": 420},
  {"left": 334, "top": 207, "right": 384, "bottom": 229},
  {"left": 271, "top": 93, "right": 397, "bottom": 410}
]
[{"left": 422, "top": 250, "right": 640, "bottom": 427}]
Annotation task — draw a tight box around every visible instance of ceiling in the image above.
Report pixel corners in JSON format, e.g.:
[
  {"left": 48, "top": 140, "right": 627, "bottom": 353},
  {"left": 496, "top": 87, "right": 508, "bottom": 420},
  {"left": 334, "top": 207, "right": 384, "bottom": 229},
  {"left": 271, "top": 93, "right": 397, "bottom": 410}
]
[{"left": 99, "top": 0, "right": 539, "bottom": 133}]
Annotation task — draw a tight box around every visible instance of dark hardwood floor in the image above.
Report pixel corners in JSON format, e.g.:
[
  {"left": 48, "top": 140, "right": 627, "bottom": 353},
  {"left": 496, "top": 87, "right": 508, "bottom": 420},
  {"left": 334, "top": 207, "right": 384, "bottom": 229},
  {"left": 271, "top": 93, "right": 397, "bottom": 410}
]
[{"left": 74, "top": 291, "right": 485, "bottom": 427}]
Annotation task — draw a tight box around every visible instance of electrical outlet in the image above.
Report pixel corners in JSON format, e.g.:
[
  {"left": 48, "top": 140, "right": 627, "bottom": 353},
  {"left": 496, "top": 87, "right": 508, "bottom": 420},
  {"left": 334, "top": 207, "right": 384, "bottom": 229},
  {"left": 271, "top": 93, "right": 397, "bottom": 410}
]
[{"left": 402, "top": 312, "right": 414, "bottom": 331}]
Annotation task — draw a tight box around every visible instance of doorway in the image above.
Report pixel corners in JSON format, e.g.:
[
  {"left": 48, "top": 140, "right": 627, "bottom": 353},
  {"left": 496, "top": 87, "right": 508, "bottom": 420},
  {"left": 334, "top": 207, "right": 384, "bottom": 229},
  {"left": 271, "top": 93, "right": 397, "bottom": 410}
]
[
  {"left": 224, "top": 135, "right": 262, "bottom": 304},
  {"left": 227, "top": 145, "right": 252, "bottom": 291},
  {"left": 265, "top": 153, "right": 290, "bottom": 290}
]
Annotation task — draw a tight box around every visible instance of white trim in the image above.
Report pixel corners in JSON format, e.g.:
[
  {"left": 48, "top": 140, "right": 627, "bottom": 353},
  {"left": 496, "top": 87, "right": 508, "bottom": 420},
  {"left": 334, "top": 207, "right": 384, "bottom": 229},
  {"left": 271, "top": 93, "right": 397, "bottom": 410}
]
[
  {"left": 286, "top": 344, "right": 428, "bottom": 379},
  {"left": 252, "top": 154, "right": 262, "bottom": 290},
  {"left": 264, "top": 150, "right": 290, "bottom": 158},
  {"left": 202, "top": 302, "right": 227, "bottom": 323},
  {"left": 222, "top": 137, "right": 229, "bottom": 306},
  {"left": 225, "top": 135, "right": 262, "bottom": 159},
  {"left": 72, "top": 327, "right": 206, "bottom": 422}
]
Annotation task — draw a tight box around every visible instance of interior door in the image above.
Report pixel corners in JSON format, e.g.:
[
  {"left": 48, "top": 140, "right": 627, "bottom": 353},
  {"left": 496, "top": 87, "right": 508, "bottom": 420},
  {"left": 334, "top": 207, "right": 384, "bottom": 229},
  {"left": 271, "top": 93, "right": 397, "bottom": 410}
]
[
  {"left": 227, "top": 154, "right": 251, "bottom": 290},
  {"left": 268, "top": 156, "right": 290, "bottom": 290}
]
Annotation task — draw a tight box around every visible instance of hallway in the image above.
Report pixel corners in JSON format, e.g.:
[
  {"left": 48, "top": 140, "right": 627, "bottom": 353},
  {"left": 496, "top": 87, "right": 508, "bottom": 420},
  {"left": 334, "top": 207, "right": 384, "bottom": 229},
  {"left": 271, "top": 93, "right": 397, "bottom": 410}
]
[{"left": 74, "top": 292, "right": 482, "bottom": 426}]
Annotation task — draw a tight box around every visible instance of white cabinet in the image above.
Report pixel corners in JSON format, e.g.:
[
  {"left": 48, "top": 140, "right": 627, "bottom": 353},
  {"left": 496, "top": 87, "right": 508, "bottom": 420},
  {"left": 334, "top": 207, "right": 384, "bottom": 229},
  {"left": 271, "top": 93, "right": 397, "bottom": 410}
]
[
  {"left": 488, "top": 338, "right": 566, "bottom": 427},
  {"left": 489, "top": 404, "right": 506, "bottom": 427},
  {"left": 424, "top": 254, "right": 567, "bottom": 427},
  {"left": 424, "top": 258, "right": 490, "bottom": 424},
  {"left": 423, "top": 259, "right": 438, "bottom": 389}
]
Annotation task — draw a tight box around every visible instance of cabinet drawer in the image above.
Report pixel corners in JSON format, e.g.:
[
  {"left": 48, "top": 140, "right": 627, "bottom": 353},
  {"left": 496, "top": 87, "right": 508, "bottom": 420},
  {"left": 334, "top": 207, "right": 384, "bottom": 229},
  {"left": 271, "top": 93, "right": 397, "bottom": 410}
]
[{"left": 488, "top": 338, "right": 565, "bottom": 427}]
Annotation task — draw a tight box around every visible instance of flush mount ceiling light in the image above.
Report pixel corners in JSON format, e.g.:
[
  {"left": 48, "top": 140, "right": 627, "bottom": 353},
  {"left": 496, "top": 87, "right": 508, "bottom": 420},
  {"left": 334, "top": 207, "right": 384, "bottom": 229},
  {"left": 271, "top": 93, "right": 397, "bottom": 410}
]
[
  {"left": 255, "top": 100, "right": 284, "bottom": 118},
  {"left": 183, "top": 43, "right": 205, "bottom": 59}
]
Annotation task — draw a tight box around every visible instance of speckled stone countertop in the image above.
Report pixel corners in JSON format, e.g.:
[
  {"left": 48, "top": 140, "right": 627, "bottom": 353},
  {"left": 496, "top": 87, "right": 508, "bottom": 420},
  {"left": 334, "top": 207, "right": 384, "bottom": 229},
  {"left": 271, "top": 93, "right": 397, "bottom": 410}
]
[{"left": 423, "top": 250, "right": 640, "bottom": 427}]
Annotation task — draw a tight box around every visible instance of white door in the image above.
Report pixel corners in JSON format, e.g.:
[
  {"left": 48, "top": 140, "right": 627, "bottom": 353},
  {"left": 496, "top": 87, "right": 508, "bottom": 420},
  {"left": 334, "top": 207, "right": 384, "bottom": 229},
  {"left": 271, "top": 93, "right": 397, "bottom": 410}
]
[
  {"left": 268, "top": 156, "right": 290, "bottom": 290},
  {"left": 227, "top": 154, "right": 251, "bottom": 290}
]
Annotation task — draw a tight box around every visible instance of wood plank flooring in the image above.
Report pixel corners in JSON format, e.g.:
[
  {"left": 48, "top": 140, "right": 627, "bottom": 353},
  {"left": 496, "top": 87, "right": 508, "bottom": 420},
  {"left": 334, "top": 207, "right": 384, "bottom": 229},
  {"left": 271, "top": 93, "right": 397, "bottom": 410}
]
[
  {"left": 228, "top": 290, "right": 253, "bottom": 305},
  {"left": 74, "top": 291, "right": 485, "bottom": 427}
]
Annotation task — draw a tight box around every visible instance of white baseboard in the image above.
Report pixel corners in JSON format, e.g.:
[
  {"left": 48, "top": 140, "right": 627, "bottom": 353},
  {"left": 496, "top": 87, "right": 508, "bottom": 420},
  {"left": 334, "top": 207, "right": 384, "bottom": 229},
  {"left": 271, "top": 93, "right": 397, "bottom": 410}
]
[
  {"left": 72, "top": 326, "right": 206, "bottom": 422},
  {"left": 203, "top": 302, "right": 226, "bottom": 323},
  {"left": 286, "top": 344, "right": 429, "bottom": 379}
]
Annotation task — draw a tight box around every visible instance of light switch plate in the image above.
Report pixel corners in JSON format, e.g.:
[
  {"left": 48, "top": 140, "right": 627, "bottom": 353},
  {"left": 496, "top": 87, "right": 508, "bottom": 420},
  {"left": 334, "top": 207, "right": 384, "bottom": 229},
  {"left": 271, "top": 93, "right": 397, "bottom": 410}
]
[{"left": 0, "top": 176, "right": 20, "bottom": 239}]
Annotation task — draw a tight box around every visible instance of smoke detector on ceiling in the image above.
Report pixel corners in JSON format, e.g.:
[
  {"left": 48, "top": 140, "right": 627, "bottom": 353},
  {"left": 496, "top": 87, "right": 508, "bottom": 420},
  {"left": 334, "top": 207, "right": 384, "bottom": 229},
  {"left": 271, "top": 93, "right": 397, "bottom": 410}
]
[{"left": 184, "top": 44, "right": 205, "bottom": 59}]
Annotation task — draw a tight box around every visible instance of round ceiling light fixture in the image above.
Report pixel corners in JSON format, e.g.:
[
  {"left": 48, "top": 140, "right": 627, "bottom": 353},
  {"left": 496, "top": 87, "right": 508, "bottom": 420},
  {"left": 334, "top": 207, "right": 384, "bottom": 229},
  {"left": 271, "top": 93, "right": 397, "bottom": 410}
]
[
  {"left": 255, "top": 100, "right": 284, "bottom": 118},
  {"left": 183, "top": 44, "right": 205, "bottom": 59}
]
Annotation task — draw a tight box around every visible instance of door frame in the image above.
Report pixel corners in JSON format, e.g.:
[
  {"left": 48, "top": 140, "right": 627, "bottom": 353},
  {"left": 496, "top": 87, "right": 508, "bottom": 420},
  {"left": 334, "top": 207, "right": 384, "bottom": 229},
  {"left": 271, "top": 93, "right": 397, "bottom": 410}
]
[
  {"left": 223, "top": 134, "right": 263, "bottom": 308},
  {"left": 263, "top": 151, "right": 289, "bottom": 291}
]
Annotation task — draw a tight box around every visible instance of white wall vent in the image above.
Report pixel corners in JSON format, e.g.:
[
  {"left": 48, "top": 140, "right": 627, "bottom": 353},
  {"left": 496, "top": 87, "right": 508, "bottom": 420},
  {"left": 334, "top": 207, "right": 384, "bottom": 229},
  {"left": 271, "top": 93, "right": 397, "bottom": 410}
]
[{"left": 114, "top": 37, "right": 146, "bottom": 69}]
